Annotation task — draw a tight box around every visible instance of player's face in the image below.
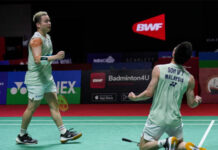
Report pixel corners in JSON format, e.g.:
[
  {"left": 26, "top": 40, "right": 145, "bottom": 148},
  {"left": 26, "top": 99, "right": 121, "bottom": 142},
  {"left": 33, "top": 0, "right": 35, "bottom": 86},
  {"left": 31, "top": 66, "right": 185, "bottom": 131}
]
[{"left": 38, "top": 15, "right": 51, "bottom": 33}]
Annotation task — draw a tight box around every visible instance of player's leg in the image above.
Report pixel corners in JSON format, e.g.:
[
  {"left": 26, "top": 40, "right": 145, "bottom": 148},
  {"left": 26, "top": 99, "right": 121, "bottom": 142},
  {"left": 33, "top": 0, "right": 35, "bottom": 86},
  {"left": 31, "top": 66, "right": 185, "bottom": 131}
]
[
  {"left": 44, "top": 92, "right": 63, "bottom": 127},
  {"left": 44, "top": 81, "right": 82, "bottom": 143},
  {"left": 165, "top": 123, "right": 206, "bottom": 150},
  {"left": 45, "top": 92, "right": 82, "bottom": 143},
  {"left": 177, "top": 141, "right": 206, "bottom": 150},
  {"left": 139, "top": 119, "right": 178, "bottom": 150},
  {"left": 139, "top": 136, "right": 178, "bottom": 150},
  {"left": 139, "top": 137, "right": 159, "bottom": 150},
  {"left": 16, "top": 84, "right": 43, "bottom": 144},
  {"left": 21, "top": 99, "right": 41, "bottom": 130}
]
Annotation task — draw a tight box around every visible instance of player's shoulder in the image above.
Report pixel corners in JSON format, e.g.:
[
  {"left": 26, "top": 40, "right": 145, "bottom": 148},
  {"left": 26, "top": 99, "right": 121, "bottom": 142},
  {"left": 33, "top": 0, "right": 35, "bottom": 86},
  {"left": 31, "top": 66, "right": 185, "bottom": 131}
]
[
  {"left": 152, "top": 65, "right": 160, "bottom": 76},
  {"left": 182, "top": 66, "right": 192, "bottom": 77},
  {"left": 46, "top": 34, "right": 51, "bottom": 39},
  {"left": 32, "top": 32, "right": 42, "bottom": 38},
  {"left": 29, "top": 36, "right": 42, "bottom": 47},
  {"left": 189, "top": 74, "right": 194, "bottom": 81},
  {"left": 155, "top": 63, "right": 170, "bottom": 69}
]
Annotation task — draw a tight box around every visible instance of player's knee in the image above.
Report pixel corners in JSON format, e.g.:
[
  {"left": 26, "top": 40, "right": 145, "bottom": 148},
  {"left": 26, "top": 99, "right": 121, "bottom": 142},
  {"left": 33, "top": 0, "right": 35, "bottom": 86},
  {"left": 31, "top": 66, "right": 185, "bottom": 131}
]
[
  {"left": 139, "top": 141, "right": 150, "bottom": 150},
  {"left": 27, "top": 106, "right": 37, "bottom": 114},
  {"left": 49, "top": 104, "right": 59, "bottom": 112}
]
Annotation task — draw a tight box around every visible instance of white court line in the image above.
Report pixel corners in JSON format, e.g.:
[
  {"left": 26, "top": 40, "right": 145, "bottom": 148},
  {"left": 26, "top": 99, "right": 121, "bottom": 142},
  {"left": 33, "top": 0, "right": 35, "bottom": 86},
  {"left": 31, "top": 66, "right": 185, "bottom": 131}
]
[
  {"left": 0, "top": 119, "right": 217, "bottom": 122},
  {"left": 0, "top": 123, "right": 218, "bottom": 126},
  {"left": 198, "top": 120, "right": 215, "bottom": 147}
]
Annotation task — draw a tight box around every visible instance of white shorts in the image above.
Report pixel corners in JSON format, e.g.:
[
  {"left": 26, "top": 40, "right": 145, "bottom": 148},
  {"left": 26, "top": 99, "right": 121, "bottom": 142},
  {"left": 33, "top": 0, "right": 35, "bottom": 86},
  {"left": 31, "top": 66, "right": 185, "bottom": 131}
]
[
  {"left": 142, "top": 119, "right": 183, "bottom": 141},
  {"left": 26, "top": 81, "right": 57, "bottom": 100}
]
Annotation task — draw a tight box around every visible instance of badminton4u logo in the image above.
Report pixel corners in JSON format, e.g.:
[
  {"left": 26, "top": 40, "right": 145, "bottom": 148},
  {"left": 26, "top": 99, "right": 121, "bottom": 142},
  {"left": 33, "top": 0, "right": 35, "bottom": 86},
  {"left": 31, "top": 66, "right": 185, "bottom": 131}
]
[
  {"left": 10, "top": 82, "right": 27, "bottom": 95},
  {"left": 132, "top": 14, "right": 165, "bottom": 40}
]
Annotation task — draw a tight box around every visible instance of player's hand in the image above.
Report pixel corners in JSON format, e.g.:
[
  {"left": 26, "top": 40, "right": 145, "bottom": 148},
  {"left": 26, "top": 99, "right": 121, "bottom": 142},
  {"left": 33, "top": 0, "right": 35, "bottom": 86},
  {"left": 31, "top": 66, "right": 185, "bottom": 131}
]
[
  {"left": 56, "top": 51, "right": 65, "bottom": 60},
  {"left": 128, "top": 92, "right": 137, "bottom": 101},
  {"left": 195, "top": 95, "right": 202, "bottom": 105}
]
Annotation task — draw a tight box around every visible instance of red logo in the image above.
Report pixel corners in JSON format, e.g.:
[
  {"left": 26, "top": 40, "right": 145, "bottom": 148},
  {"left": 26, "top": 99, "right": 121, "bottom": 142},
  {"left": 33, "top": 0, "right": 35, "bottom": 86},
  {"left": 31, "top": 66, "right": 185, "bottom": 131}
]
[
  {"left": 90, "top": 73, "right": 106, "bottom": 88},
  {"left": 132, "top": 14, "right": 165, "bottom": 40}
]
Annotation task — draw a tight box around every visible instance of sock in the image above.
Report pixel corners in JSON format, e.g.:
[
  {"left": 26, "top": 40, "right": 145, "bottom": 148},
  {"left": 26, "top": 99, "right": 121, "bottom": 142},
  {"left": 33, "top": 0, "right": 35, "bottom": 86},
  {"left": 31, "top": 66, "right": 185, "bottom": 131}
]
[
  {"left": 20, "top": 128, "right": 27, "bottom": 136},
  {"left": 158, "top": 138, "right": 167, "bottom": 148},
  {"left": 58, "top": 125, "right": 67, "bottom": 135}
]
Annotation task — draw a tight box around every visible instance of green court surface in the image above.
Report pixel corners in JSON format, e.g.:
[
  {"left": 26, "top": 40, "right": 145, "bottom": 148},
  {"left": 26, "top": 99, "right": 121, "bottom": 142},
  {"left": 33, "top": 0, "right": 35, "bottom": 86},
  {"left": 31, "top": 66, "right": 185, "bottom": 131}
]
[{"left": 0, "top": 116, "right": 217, "bottom": 150}]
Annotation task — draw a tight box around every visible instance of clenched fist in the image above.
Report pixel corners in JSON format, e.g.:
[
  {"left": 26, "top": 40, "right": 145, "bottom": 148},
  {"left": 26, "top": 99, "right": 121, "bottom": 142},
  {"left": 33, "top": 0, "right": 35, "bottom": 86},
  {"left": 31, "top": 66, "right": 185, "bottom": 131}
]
[
  {"left": 56, "top": 51, "right": 65, "bottom": 60},
  {"left": 128, "top": 92, "right": 137, "bottom": 101}
]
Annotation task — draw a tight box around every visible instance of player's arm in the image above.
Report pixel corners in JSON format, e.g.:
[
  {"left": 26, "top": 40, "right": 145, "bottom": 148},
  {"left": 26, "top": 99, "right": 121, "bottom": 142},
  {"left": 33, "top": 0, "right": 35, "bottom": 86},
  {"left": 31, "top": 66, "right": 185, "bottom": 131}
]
[
  {"left": 186, "top": 75, "right": 202, "bottom": 108},
  {"left": 30, "top": 38, "right": 65, "bottom": 65},
  {"left": 30, "top": 38, "right": 42, "bottom": 64},
  {"left": 128, "top": 66, "right": 160, "bottom": 101},
  {"left": 46, "top": 51, "right": 65, "bottom": 61}
]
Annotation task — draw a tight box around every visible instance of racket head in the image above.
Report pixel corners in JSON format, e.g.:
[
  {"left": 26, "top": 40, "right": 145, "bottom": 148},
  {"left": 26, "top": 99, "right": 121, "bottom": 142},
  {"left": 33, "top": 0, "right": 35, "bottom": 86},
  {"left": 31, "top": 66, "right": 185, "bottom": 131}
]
[{"left": 58, "top": 94, "right": 69, "bottom": 112}]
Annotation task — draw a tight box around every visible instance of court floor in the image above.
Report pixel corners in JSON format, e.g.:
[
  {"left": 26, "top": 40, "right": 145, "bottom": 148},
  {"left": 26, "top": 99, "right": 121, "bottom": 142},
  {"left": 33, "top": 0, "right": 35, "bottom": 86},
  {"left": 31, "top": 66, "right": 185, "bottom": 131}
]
[{"left": 0, "top": 116, "right": 217, "bottom": 150}]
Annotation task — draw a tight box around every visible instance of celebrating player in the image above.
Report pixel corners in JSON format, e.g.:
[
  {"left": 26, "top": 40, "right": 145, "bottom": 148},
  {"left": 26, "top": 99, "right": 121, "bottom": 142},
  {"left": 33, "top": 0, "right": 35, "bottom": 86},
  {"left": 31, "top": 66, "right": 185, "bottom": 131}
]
[{"left": 128, "top": 41, "right": 206, "bottom": 150}]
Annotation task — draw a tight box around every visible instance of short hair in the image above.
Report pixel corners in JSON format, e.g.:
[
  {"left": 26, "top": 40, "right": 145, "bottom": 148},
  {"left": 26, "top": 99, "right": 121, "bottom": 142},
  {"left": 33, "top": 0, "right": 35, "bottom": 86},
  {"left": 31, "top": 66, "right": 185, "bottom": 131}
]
[
  {"left": 174, "top": 41, "right": 192, "bottom": 65},
  {"left": 33, "top": 11, "right": 48, "bottom": 24}
]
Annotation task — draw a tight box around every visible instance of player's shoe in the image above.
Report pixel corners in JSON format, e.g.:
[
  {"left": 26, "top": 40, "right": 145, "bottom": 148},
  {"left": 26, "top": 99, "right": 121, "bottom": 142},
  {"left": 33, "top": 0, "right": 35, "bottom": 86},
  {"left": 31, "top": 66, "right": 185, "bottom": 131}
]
[
  {"left": 164, "top": 136, "right": 179, "bottom": 150},
  {"left": 60, "top": 128, "right": 82, "bottom": 144},
  {"left": 16, "top": 133, "right": 38, "bottom": 144},
  {"left": 185, "top": 142, "right": 207, "bottom": 150}
]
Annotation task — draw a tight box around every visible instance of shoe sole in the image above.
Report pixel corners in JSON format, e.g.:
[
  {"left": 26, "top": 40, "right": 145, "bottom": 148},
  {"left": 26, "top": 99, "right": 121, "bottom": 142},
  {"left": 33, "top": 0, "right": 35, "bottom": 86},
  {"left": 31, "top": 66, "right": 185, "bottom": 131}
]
[
  {"left": 16, "top": 137, "right": 38, "bottom": 145},
  {"left": 60, "top": 133, "right": 82, "bottom": 144}
]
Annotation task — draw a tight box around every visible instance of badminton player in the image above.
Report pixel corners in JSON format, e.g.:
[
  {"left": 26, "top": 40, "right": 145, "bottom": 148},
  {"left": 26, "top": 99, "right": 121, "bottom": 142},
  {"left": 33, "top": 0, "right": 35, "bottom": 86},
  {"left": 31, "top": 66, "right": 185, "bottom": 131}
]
[
  {"left": 16, "top": 11, "right": 82, "bottom": 144},
  {"left": 128, "top": 41, "right": 206, "bottom": 150}
]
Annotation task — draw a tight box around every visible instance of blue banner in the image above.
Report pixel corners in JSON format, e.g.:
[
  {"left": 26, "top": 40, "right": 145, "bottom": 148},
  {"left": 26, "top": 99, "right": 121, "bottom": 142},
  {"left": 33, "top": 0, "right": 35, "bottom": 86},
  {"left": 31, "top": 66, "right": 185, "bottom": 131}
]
[
  {"left": 92, "top": 62, "right": 152, "bottom": 70},
  {"left": 0, "top": 72, "right": 8, "bottom": 104},
  {"left": 158, "top": 51, "right": 196, "bottom": 58},
  {"left": 7, "top": 72, "right": 26, "bottom": 88},
  {"left": 52, "top": 70, "right": 81, "bottom": 88},
  {"left": 5, "top": 70, "right": 82, "bottom": 104},
  {"left": 0, "top": 61, "right": 9, "bottom": 65},
  {"left": 199, "top": 52, "right": 218, "bottom": 60},
  {"left": 87, "top": 53, "right": 122, "bottom": 63}
]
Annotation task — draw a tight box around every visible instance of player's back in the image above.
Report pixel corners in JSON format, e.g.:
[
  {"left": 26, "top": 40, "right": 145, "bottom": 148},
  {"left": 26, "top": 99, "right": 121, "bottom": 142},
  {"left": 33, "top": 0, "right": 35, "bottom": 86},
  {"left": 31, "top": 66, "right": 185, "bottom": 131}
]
[{"left": 148, "top": 63, "right": 190, "bottom": 127}]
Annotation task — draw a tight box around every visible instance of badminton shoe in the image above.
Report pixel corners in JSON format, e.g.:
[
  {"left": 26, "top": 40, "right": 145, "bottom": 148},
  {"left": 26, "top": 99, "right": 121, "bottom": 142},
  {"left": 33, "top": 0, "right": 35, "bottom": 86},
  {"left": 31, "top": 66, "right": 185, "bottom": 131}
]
[
  {"left": 164, "top": 136, "right": 178, "bottom": 150},
  {"left": 60, "top": 128, "right": 82, "bottom": 144},
  {"left": 16, "top": 133, "right": 38, "bottom": 144},
  {"left": 185, "top": 142, "right": 207, "bottom": 150}
]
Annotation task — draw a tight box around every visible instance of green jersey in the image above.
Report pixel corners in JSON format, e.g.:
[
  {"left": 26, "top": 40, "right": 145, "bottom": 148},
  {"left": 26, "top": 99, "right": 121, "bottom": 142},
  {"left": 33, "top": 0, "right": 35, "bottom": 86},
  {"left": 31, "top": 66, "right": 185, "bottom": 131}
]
[
  {"left": 25, "top": 32, "right": 54, "bottom": 85},
  {"left": 148, "top": 63, "right": 190, "bottom": 127}
]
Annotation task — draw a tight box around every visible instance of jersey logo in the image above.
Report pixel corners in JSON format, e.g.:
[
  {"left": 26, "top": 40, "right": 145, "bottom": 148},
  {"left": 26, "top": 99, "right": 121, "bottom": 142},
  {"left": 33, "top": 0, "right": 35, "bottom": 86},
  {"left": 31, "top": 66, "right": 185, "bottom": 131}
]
[{"left": 170, "top": 81, "right": 177, "bottom": 87}]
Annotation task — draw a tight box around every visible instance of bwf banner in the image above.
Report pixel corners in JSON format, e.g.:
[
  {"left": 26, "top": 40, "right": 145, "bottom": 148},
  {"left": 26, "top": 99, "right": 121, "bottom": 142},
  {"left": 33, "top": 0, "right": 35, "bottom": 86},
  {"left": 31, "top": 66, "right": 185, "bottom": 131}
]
[
  {"left": 132, "top": 14, "right": 165, "bottom": 40},
  {"left": 199, "top": 68, "right": 218, "bottom": 103},
  {"left": 81, "top": 70, "right": 152, "bottom": 103}
]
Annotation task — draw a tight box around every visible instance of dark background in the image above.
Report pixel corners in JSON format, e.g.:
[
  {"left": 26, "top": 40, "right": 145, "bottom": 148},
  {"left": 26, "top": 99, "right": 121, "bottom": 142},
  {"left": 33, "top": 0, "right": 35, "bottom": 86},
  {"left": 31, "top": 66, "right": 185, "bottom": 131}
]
[{"left": 1, "top": 0, "right": 218, "bottom": 63}]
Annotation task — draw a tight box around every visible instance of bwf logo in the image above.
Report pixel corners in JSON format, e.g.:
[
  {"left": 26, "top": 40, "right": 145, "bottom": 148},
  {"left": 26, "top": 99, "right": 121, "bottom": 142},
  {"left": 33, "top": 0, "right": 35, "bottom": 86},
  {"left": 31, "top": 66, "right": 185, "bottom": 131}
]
[
  {"left": 136, "top": 23, "right": 163, "bottom": 31},
  {"left": 132, "top": 14, "right": 165, "bottom": 40},
  {"left": 10, "top": 82, "right": 27, "bottom": 95}
]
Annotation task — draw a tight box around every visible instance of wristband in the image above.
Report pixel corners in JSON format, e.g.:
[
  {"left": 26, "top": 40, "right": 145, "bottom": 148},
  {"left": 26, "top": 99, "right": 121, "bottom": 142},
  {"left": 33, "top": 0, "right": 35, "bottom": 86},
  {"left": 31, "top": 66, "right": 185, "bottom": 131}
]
[
  {"left": 40, "top": 56, "right": 48, "bottom": 65},
  {"left": 40, "top": 56, "right": 48, "bottom": 60}
]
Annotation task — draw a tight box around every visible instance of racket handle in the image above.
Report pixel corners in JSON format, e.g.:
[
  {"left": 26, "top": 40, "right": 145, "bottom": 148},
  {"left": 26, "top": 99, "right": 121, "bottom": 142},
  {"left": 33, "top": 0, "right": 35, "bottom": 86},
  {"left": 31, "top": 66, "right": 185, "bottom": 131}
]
[{"left": 122, "top": 138, "right": 132, "bottom": 142}]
